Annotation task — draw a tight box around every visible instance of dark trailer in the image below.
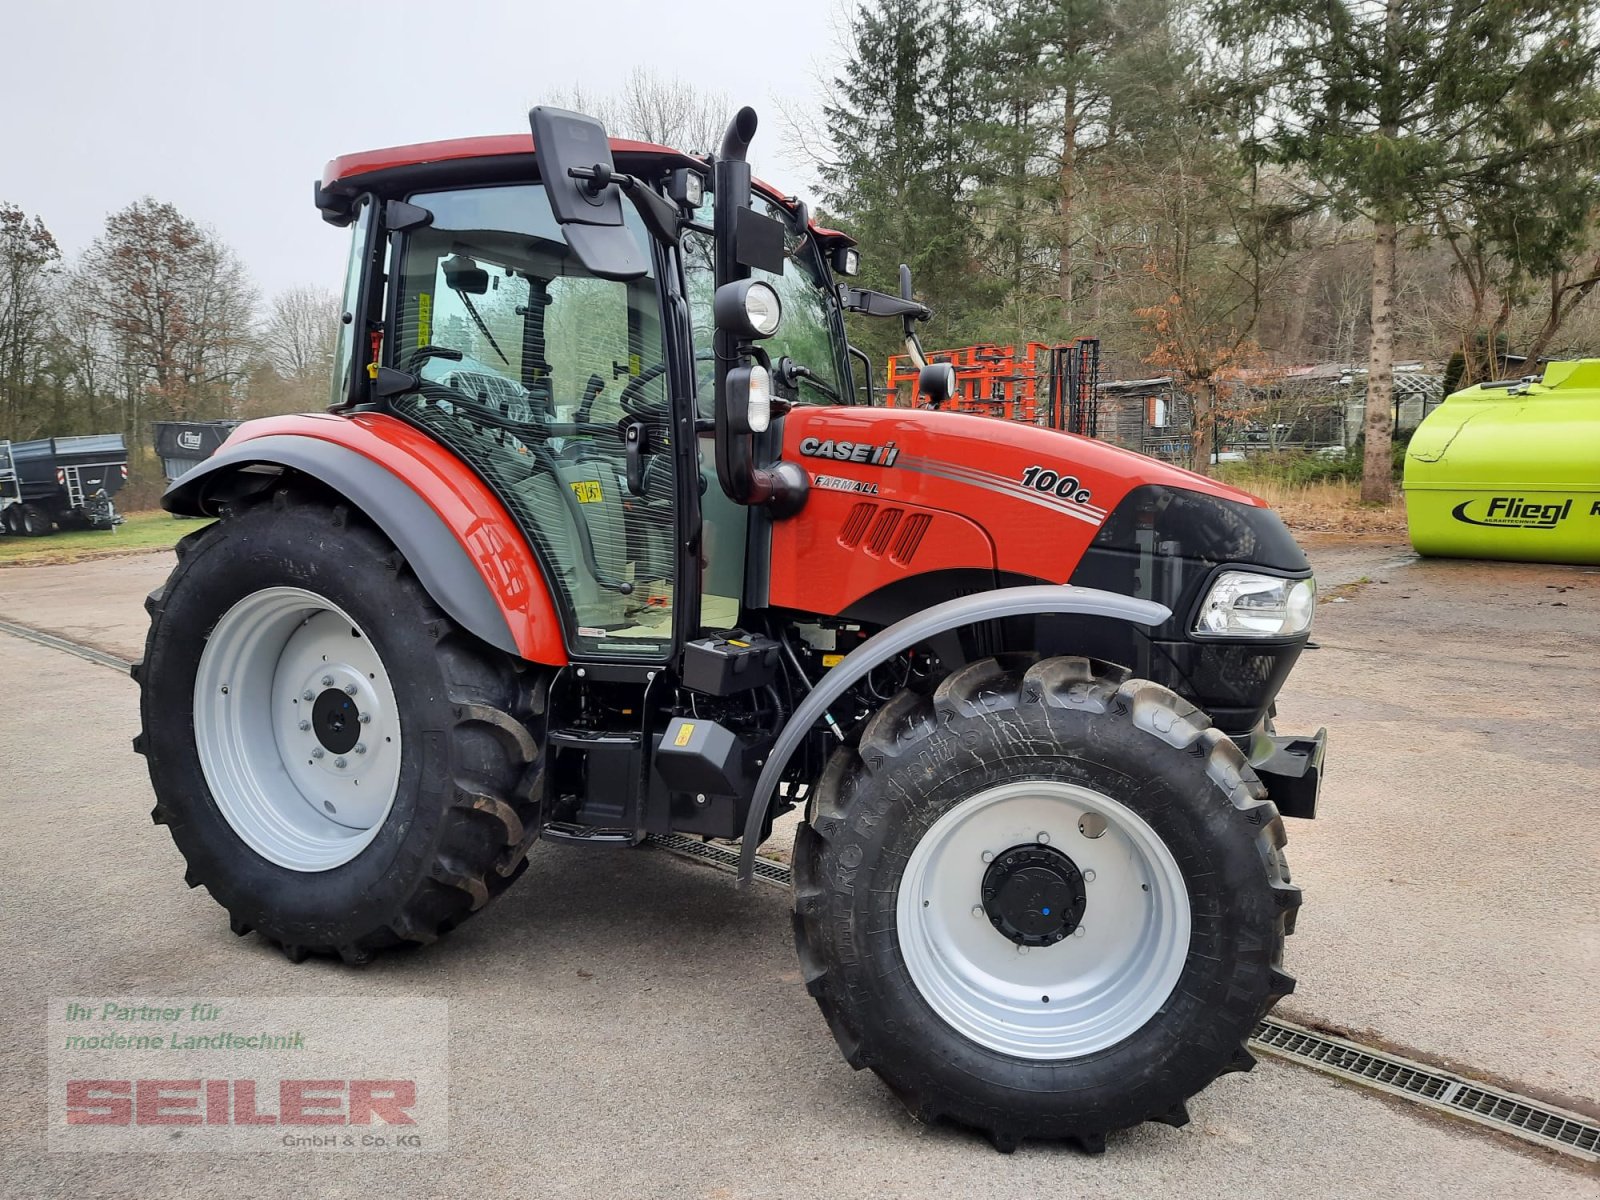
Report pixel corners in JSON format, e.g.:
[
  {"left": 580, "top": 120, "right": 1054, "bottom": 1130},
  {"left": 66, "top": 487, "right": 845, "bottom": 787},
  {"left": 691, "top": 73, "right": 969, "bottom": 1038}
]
[
  {"left": 0, "top": 434, "right": 128, "bottom": 536},
  {"left": 154, "top": 420, "right": 239, "bottom": 485}
]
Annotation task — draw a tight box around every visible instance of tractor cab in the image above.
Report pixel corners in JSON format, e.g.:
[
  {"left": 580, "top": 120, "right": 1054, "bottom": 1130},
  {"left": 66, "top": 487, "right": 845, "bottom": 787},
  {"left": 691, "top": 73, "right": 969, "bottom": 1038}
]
[{"left": 313, "top": 116, "right": 858, "bottom": 669}]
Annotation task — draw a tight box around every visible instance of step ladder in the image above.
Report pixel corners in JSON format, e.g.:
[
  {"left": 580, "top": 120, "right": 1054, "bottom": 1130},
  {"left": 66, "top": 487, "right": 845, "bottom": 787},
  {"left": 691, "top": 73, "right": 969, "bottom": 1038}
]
[
  {"left": 0, "top": 441, "right": 17, "bottom": 509},
  {"left": 56, "top": 463, "right": 87, "bottom": 509}
]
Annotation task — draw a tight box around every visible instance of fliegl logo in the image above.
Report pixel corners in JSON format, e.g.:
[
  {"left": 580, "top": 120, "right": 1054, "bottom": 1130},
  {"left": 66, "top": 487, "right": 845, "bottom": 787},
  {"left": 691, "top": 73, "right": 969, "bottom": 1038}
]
[
  {"left": 799, "top": 437, "right": 900, "bottom": 467},
  {"left": 1451, "top": 496, "right": 1578, "bottom": 529}
]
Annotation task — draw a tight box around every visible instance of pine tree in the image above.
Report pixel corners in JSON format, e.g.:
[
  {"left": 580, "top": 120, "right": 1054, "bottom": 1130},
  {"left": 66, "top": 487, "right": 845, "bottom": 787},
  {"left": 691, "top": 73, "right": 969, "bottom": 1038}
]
[
  {"left": 821, "top": 0, "right": 992, "bottom": 362},
  {"left": 1210, "top": 0, "right": 1600, "bottom": 502}
]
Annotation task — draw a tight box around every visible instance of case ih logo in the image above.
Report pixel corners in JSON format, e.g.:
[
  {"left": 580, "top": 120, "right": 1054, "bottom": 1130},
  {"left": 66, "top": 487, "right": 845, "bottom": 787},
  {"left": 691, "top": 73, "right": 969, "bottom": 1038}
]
[
  {"left": 799, "top": 437, "right": 900, "bottom": 467},
  {"left": 1451, "top": 496, "right": 1580, "bottom": 529},
  {"left": 178, "top": 431, "right": 204, "bottom": 451}
]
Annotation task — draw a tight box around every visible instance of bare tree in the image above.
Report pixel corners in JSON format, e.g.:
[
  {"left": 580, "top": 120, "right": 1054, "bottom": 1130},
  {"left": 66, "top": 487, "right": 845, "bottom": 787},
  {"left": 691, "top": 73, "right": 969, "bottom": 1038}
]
[
  {"left": 549, "top": 68, "right": 729, "bottom": 153},
  {"left": 0, "top": 202, "right": 61, "bottom": 439},
  {"left": 260, "top": 285, "right": 341, "bottom": 381},
  {"left": 76, "top": 198, "right": 257, "bottom": 426}
]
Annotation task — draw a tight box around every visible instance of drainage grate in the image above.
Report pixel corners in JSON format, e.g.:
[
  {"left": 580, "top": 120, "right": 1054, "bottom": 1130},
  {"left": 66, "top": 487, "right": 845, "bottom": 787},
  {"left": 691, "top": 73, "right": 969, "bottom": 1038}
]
[
  {"left": 647, "top": 832, "right": 791, "bottom": 888},
  {"left": 7, "top": 620, "right": 1594, "bottom": 1165},
  {"left": 650, "top": 831, "right": 1600, "bottom": 1165},
  {"left": 1252, "top": 1019, "right": 1599, "bottom": 1161},
  {"left": 0, "top": 619, "right": 133, "bottom": 673}
]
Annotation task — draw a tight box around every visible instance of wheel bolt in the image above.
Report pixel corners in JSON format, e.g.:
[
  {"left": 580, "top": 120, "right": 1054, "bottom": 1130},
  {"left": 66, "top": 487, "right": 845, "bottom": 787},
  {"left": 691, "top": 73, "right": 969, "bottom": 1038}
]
[
  {"left": 311, "top": 748, "right": 325, "bottom": 759},
  {"left": 298, "top": 720, "right": 311, "bottom": 732},
  {"left": 981, "top": 850, "right": 995, "bottom": 863},
  {"left": 1037, "top": 831, "right": 1050, "bottom": 845},
  {"left": 971, "top": 906, "right": 983, "bottom": 919},
  {"left": 322, "top": 675, "right": 333, "bottom": 686},
  {"left": 1073, "top": 926, "right": 1086, "bottom": 938},
  {"left": 334, "top": 757, "right": 347, "bottom": 769},
  {"left": 303, "top": 689, "right": 315, "bottom": 702},
  {"left": 359, "top": 712, "right": 371, "bottom": 724},
  {"left": 1016, "top": 945, "right": 1029, "bottom": 955},
  {"left": 355, "top": 743, "right": 367, "bottom": 755},
  {"left": 344, "top": 683, "right": 357, "bottom": 696},
  {"left": 1083, "top": 869, "right": 1096, "bottom": 883}
]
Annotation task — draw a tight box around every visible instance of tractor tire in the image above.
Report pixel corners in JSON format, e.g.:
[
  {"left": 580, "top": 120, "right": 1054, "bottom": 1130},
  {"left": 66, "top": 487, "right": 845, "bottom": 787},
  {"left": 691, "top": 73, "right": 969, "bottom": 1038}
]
[
  {"left": 133, "top": 488, "right": 543, "bottom": 963},
  {"left": 791, "top": 655, "right": 1299, "bottom": 1153},
  {"left": 0, "top": 506, "right": 17, "bottom": 535},
  {"left": 21, "top": 504, "right": 51, "bottom": 535}
]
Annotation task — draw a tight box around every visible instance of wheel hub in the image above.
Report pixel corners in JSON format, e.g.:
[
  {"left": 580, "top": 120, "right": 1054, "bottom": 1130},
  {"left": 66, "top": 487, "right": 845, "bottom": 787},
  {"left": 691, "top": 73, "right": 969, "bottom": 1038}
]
[
  {"left": 980, "top": 844, "right": 1087, "bottom": 947},
  {"left": 311, "top": 688, "right": 361, "bottom": 754}
]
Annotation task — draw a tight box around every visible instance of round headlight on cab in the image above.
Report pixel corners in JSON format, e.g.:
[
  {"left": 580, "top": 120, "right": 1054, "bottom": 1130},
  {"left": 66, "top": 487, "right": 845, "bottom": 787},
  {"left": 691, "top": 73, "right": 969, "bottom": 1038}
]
[{"left": 713, "top": 279, "right": 782, "bottom": 339}]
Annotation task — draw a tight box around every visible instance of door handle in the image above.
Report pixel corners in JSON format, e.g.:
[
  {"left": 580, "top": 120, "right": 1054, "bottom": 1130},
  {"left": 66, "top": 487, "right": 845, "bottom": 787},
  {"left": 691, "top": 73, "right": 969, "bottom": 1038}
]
[{"left": 624, "top": 420, "right": 648, "bottom": 496}]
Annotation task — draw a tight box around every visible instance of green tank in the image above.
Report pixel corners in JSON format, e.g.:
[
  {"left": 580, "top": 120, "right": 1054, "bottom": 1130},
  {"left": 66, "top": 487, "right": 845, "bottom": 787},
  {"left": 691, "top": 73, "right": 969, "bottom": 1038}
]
[{"left": 1404, "top": 359, "right": 1600, "bottom": 565}]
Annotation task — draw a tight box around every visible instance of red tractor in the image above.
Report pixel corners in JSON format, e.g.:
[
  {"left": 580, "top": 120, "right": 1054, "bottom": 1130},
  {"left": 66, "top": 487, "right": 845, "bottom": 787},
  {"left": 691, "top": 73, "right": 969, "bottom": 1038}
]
[{"left": 133, "top": 106, "right": 1324, "bottom": 1153}]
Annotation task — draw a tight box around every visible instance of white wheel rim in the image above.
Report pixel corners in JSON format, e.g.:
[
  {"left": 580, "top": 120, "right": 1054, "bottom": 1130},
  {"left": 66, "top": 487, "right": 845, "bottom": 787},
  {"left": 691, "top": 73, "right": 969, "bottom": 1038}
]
[
  {"left": 896, "top": 779, "right": 1191, "bottom": 1059},
  {"left": 193, "top": 587, "right": 403, "bottom": 872}
]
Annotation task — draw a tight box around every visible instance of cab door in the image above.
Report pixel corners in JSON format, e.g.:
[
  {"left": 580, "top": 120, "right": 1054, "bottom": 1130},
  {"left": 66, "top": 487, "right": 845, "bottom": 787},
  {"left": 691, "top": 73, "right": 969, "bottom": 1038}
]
[{"left": 385, "top": 182, "right": 682, "bottom": 661}]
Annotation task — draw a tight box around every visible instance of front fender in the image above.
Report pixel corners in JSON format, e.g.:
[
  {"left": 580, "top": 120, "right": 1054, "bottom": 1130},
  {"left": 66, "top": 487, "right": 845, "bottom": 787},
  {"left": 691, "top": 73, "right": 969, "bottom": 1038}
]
[
  {"left": 737, "top": 584, "right": 1171, "bottom": 880},
  {"left": 165, "top": 412, "right": 565, "bottom": 665}
]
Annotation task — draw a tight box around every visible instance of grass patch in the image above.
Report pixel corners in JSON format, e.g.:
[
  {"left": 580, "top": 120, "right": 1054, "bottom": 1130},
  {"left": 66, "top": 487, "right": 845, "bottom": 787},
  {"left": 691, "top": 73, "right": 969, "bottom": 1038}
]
[
  {"left": 0, "top": 509, "right": 209, "bottom": 566},
  {"left": 1224, "top": 476, "right": 1408, "bottom": 535}
]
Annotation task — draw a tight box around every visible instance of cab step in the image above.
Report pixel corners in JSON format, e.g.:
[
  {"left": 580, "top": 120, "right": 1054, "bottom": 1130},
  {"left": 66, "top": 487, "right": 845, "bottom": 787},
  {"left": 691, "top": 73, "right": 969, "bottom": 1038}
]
[{"left": 541, "top": 821, "right": 644, "bottom": 847}]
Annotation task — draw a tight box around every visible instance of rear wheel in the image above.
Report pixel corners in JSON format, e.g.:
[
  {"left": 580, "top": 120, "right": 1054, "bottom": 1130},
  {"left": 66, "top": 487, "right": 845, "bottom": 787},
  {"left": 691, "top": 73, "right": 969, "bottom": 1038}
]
[
  {"left": 133, "top": 489, "right": 544, "bottom": 962},
  {"left": 791, "top": 655, "right": 1300, "bottom": 1152},
  {"left": 20, "top": 503, "right": 51, "bottom": 535},
  {"left": 0, "top": 505, "right": 18, "bottom": 535}
]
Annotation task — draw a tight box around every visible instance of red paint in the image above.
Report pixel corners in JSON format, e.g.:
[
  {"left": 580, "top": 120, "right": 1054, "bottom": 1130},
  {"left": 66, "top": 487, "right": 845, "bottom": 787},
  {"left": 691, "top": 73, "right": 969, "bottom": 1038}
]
[
  {"left": 321, "top": 135, "right": 816, "bottom": 230},
  {"left": 218, "top": 413, "right": 565, "bottom": 665},
  {"left": 773, "top": 406, "right": 1264, "bottom": 615},
  {"left": 321, "top": 134, "right": 700, "bottom": 190}
]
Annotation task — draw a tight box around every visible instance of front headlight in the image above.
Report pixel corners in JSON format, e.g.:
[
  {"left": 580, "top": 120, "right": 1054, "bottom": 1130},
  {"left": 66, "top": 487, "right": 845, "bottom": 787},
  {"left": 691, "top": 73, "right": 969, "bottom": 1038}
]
[{"left": 1194, "top": 572, "right": 1316, "bottom": 638}]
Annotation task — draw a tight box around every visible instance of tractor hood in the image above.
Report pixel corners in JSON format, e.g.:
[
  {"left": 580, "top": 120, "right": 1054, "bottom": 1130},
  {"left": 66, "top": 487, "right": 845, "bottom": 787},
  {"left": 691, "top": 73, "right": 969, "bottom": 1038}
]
[
  {"left": 773, "top": 405, "right": 1305, "bottom": 610},
  {"left": 771, "top": 404, "right": 1312, "bottom": 733}
]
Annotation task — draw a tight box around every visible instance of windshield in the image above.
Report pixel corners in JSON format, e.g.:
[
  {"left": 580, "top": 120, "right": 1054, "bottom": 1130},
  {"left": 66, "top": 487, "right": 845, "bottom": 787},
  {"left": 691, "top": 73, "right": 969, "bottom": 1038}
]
[{"left": 682, "top": 191, "right": 848, "bottom": 415}]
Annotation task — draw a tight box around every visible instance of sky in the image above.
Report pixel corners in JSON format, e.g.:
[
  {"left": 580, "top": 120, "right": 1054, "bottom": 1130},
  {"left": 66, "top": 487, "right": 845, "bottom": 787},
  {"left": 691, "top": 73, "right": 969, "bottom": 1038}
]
[{"left": 0, "top": 0, "right": 844, "bottom": 304}]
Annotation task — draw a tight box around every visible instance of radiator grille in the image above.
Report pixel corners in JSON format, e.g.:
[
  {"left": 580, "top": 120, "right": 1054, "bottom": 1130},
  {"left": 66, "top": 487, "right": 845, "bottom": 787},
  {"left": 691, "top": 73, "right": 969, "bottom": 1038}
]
[
  {"left": 839, "top": 502, "right": 875, "bottom": 548},
  {"left": 865, "top": 508, "right": 903, "bottom": 556},
  {"left": 890, "top": 513, "right": 932, "bottom": 565}
]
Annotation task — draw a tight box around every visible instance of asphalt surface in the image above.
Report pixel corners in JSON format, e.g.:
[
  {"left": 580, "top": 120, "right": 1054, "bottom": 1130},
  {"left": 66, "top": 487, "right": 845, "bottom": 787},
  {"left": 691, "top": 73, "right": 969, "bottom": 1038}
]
[{"left": 0, "top": 539, "right": 1596, "bottom": 1197}]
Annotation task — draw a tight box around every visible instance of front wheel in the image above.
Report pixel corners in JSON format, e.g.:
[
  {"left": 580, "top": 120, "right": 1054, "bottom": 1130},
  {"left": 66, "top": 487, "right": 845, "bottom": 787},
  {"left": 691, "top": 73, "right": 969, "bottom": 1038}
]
[
  {"left": 133, "top": 489, "right": 544, "bottom": 962},
  {"left": 791, "top": 655, "right": 1301, "bottom": 1152}
]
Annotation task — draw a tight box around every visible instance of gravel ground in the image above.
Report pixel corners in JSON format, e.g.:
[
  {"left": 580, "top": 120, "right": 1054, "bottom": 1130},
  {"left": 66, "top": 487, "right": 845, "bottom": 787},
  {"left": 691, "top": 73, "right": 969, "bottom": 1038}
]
[{"left": 0, "top": 540, "right": 1595, "bottom": 1196}]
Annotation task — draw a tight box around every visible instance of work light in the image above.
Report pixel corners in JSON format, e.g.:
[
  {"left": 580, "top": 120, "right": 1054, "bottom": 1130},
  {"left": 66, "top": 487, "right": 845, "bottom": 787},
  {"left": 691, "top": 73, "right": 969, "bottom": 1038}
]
[{"left": 714, "top": 279, "right": 782, "bottom": 339}]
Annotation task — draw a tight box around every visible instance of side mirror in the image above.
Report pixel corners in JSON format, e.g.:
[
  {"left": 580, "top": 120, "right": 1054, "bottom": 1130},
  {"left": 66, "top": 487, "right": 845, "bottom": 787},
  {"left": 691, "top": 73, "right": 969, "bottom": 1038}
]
[
  {"left": 442, "top": 254, "right": 489, "bottom": 295},
  {"left": 528, "top": 106, "right": 648, "bottom": 281},
  {"left": 919, "top": 362, "right": 957, "bottom": 407}
]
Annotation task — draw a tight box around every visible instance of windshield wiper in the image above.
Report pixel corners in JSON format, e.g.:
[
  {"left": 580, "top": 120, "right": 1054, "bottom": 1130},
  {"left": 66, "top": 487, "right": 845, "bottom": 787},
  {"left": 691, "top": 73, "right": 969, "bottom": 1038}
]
[{"left": 457, "top": 290, "right": 512, "bottom": 367}]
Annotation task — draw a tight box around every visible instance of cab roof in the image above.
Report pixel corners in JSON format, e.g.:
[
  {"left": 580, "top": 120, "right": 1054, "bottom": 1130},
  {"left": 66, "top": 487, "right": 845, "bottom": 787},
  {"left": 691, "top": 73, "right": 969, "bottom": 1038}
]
[
  {"left": 318, "top": 133, "right": 855, "bottom": 247},
  {"left": 321, "top": 134, "right": 696, "bottom": 190}
]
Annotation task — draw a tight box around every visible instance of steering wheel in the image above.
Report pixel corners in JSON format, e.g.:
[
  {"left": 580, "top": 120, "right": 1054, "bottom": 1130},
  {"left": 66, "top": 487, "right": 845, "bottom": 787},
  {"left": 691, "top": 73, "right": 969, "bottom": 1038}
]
[
  {"left": 619, "top": 361, "right": 669, "bottom": 420},
  {"left": 617, "top": 351, "right": 717, "bottom": 420},
  {"left": 400, "top": 345, "right": 464, "bottom": 373}
]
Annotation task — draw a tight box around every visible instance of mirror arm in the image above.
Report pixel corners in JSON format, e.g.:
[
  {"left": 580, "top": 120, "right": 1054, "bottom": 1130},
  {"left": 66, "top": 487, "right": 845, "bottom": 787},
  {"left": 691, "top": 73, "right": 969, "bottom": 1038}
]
[{"left": 570, "top": 164, "right": 682, "bottom": 246}]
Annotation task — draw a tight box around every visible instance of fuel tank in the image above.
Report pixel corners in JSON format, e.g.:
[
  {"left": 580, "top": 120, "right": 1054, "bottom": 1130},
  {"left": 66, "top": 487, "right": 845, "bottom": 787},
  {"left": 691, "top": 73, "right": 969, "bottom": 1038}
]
[{"left": 771, "top": 405, "right": 1273, "bottom": 614}]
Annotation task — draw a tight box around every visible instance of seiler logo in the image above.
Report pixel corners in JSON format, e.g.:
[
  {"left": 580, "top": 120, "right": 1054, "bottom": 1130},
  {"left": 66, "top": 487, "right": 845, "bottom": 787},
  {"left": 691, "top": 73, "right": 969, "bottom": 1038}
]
[
  {"left": 65, "top": 1078, "right": 417, "bottom": 1126},
  {"left": 177, "top": 431, "right": 204, "bottom": 452},
  {"left": 1451, "top": 496, "right": 1576, "bottom": 529}
]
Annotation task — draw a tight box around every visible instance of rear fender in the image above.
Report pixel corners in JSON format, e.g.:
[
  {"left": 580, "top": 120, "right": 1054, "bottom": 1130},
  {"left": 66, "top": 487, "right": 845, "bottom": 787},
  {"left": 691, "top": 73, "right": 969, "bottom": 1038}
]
[
  {"left": 737, "top": 584, "right": 1170, "bottom": 879},
  {"left": 164, "top": 413, "right": 565, "bottom": 665}
]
